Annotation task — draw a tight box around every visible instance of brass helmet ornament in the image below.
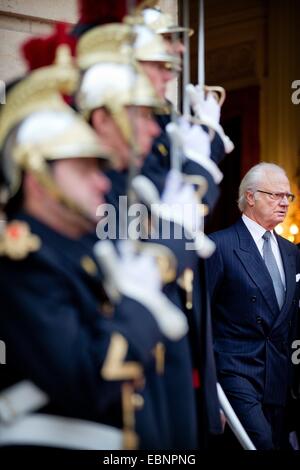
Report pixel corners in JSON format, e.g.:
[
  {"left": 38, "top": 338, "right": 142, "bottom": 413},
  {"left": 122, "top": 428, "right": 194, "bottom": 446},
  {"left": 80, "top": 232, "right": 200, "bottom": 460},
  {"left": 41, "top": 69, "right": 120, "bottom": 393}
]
[
  {"left": 0, "top": 43, "right": 111, "bottom": 219},
  {"left": 132, "top": 23, "right": 181, "bottom": 71},
  {"left": 76, "top": 23, "right": 136, "bottom": 70},
  {"left": 140, "top": 6, "right": 194, "bottom": 37},
  {"left": 76, "top": 20, "right": 178, "bottom": 146},
  {"left": 76, "top": 60, "right": 163, "bottom": 147}
]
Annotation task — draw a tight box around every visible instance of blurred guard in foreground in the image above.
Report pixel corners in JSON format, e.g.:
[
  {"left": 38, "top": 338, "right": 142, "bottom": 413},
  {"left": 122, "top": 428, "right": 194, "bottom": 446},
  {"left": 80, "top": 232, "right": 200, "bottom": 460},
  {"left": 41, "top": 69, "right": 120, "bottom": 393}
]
[
  {"left": 71, "top": 0, "right": 232, "bottom": 447},
  {"left": 0, "top": 40, "right": 188, "bottom": 450},
  {"left": 75, "top": 25, "right": 197, "bottom": 448}
]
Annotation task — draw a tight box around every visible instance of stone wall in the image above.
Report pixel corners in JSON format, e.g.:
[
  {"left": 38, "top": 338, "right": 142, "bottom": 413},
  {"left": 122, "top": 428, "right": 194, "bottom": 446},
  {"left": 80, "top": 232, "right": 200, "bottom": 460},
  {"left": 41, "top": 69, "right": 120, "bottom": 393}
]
[
  {"left": 0, "top": 0, "right": 178, "bottom": 82},
  {"left": 0, "top": 0, "right": 77, "bottom": 82}
]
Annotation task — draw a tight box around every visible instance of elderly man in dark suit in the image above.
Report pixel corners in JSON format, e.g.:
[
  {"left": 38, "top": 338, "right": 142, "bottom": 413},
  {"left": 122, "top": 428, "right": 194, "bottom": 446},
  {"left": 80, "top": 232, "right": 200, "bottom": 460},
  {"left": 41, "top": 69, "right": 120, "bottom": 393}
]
[{"left": 207, "top": 162, "right": 300, "bottom": 449}]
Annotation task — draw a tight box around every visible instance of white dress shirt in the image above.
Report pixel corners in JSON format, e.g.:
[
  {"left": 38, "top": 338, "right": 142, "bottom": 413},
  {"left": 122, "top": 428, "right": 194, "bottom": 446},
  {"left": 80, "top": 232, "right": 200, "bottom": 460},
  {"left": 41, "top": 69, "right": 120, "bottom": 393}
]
[{"left": 242, "top": 214, "right": 286, "bottom": 288}]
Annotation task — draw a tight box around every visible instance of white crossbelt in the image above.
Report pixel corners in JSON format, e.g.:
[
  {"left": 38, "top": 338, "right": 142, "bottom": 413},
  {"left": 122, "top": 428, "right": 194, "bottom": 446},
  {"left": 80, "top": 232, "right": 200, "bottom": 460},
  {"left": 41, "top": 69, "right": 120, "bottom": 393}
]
[
  {"left": 0, "top": 414, "right": 123, "bottom": 449},
  {"left": 0, "top": 381, "right": 122, "bottom": 449}
]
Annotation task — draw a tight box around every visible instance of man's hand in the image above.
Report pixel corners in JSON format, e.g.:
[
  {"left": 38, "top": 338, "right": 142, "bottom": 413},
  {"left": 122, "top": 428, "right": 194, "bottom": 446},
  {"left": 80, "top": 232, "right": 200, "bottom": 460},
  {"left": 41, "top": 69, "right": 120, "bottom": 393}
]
[{"left": 220, "top": 409, "right": 227, "bottom": 433}]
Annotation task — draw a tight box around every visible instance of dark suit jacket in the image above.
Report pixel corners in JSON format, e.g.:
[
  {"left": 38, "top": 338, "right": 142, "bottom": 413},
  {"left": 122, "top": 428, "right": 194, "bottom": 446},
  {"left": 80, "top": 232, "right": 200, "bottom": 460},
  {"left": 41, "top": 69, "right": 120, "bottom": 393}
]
[{"left": 207, "top": 218, "right": 300, "bottom": 406}]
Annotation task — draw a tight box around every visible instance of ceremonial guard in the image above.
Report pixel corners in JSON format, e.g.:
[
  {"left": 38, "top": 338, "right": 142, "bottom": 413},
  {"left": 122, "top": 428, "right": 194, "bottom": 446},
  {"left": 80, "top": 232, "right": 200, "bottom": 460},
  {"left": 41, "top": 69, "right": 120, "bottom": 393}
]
[
  {"left": 70, "top": 0, "right": 235, "bottom": 447},
  {"left": 0, "top": 0, "right": 238, "bottom": 451},
  {"left": 0, "top": 38, "right": 188, "bottom": 450}
]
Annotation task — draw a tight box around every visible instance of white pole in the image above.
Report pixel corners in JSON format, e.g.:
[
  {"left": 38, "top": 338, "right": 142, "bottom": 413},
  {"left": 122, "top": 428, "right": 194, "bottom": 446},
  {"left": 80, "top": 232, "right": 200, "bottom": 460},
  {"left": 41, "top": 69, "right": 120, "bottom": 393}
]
[
  {"left": 217, "top": 383, "right": 256, "bottom": 450},
  {"left": 182, "top": 0, "right": 190, "bottom": 116},
  {"left": 198, "top": 0, "right": 205, "bottom": 87}
]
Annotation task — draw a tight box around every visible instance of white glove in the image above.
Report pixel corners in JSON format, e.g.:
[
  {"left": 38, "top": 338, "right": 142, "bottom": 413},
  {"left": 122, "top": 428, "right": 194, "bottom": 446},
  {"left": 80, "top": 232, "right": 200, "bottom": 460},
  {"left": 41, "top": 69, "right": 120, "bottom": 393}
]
[
  {"left": 187, "top": 84, "right": 221, "bottom": 124},
  {"left": 161, "top": 169, "right": 202, "bottom": 233},
  {"left": 132, "top": 171, "right": 215, "bottom": 259},
  {"left": 116, "top": 240, "right": 161, "bottom": 293},
  {"left": 94, "top": 239, "right": 188, "bottom": 341},
  {"left": 186, "top": 83, "right": 234, "bottom": 154},
  {"left": 167, "top": 119, "right": 223, "bottom": 184},
  {"left": 160, "top": 169, "right": 203, "bottom": 228},
  {"left": 160, "top": 169, "right": 215, "bottom": 258},
  {"left": 177, "top": 116, "right": 211, "bottom": 158}
]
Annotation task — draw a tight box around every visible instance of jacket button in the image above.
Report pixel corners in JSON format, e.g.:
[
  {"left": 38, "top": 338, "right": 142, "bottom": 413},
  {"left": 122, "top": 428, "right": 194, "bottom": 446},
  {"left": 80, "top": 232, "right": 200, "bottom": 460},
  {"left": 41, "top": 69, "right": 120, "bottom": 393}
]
[
  {"left": 131, "top": 393, "right": 144, "bottom": 410},
  {"left": 292, "top": 299, "right": 297, "bottom": 305},
  {"left": 251, "top": 296, "right": 257, "bottom": 302},
  {"left": 256, "top": 316, "right": 262, "bottom": 324}
]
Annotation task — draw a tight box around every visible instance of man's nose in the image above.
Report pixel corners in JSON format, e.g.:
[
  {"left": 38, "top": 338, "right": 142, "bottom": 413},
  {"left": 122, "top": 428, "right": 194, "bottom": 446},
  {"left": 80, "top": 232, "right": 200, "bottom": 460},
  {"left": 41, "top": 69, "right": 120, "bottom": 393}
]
[
  {"left": 175, "top": 42, "right": 185, "bottom": 55},
  {"left": 94, "top": 171, "right": 111, "bottom": 194},
  {"left": 149, "top": 119, "right": 160, "bottom": 138},
  {"left": 162, "top": 68, "right": 174, "bottom": 82},
  {"left": 280, "top": 195, "right": 289, "bottom": 206}
]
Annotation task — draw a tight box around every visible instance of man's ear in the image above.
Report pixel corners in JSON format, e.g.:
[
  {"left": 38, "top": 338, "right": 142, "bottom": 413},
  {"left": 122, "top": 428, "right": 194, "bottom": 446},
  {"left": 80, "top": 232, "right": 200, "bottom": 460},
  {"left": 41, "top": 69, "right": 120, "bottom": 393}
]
[
  {"left": 91, "top": 108, "right": 108, "bottom": 136},
  {"left": 245, "top": 190, "right": 255, "bottom": 207}
]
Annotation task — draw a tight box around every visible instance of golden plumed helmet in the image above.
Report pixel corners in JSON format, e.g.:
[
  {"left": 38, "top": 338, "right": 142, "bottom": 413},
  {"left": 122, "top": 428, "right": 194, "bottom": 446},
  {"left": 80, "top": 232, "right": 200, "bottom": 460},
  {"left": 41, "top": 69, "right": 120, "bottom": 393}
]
[
  {"left": 0, "top": 44, "right": 111, "bottom": 203},
  {"left": 132, "top": 23, "right": 181, "bottom": 69},
  {"left": 140, "top": 7, "right": 193, "bottom": 37},
  {"left": 76, "top": 20, "right": 178, "bottom": 146},
  {"left": 76, "top": 23, "right": 135, "bottom": 70},
  {"left": 77, "top": 21, "right": 180, "bottom": 72},
  {"left": 76, "top": 60, "right": 163, "bottom": 144}
]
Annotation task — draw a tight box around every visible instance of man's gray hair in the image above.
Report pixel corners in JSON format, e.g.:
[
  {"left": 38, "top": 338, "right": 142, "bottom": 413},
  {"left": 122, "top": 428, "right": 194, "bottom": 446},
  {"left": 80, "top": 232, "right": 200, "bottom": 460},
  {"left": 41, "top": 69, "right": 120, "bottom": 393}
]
[{"left": 237, "top": 162, "right": 287, "bottom": 212}]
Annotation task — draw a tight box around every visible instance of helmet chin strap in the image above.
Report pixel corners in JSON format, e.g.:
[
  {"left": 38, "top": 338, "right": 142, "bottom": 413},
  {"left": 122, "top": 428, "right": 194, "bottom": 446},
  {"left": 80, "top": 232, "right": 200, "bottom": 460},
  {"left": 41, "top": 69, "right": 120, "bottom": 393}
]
[
  {"left": 110, "top": 107, "right": 136, "bottom": 147},
  {"left": 110, "top": 106, "right": 142, "bottom": 165}
]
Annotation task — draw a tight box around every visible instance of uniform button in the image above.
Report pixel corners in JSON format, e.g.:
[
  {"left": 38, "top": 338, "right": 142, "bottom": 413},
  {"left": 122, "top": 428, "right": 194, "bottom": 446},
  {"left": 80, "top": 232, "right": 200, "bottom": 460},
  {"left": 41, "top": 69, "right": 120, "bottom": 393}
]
[
  {"left": 251, "top": 296, "right": 257, "bottom": 302},
  {"left": 131, "top": 393, "right": 144, "bottom": 410},
  {"left": 292, "top": 299, "right": 297, "bottom": 305},
  {"left": 266, "top": 336, "right": 270, "bottom": 341},
  {"left": 100, "top": 302, "right": 114, "bottom": 317},
  {"left": 256, "top": 316, "right": 262, "bottom": 324},
  {"left": 157, "top": 143, "right": 168, "bottom": 156}
]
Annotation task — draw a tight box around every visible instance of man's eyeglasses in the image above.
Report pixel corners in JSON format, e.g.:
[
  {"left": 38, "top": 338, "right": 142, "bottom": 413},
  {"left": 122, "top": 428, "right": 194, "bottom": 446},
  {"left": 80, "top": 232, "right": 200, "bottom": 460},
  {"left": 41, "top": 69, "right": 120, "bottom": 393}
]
[{"left": 256, "top": 189, "right": 295, "bottom": 203}]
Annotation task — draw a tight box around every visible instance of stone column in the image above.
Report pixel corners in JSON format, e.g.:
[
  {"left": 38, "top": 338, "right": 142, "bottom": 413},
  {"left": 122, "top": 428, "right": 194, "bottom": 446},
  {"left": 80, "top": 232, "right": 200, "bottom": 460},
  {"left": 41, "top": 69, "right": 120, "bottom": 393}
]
[{"left": 260, "top": 0, "right": 300, "bottom": 240}]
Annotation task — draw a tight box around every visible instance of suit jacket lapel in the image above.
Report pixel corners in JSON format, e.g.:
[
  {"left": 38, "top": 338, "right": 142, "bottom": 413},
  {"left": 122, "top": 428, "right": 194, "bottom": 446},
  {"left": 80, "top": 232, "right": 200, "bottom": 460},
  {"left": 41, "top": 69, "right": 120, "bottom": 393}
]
[
  {"left": 234, "top": 219, "right": 280, "bottom": 317},
  {"left": 271, "top": 234, "right": 296, "bottom": 330}
]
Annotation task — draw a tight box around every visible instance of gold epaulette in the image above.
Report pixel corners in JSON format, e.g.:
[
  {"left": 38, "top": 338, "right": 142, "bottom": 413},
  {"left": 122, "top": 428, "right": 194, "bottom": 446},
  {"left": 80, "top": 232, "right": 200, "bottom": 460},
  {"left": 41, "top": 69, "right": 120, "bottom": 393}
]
[{"left": 0, "top": 220, "right": 41, "bottom": 260}]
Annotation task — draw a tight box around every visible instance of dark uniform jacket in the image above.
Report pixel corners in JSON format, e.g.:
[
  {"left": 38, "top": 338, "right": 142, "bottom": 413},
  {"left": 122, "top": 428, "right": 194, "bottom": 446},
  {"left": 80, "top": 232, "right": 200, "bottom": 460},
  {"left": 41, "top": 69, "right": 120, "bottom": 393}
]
[
  {"left": 149, "top": 113, "right": 225, "bottom": 442},
  {"left": 0, "top": 211, "right": 177, "bottom": 449},
  {"left": 103, "top": 111, "right": 227, "bottom": 446}
]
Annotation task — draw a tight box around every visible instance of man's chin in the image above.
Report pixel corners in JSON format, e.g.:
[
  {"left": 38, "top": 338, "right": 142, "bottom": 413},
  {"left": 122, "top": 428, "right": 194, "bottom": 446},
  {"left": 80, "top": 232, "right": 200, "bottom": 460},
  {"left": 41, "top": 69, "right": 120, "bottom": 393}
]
[
  {"left": 274, "top": 215, "right": 286, "bottom": 225},
  {"left": 277, "top": 213, "right": 287, "bottom": 221}
]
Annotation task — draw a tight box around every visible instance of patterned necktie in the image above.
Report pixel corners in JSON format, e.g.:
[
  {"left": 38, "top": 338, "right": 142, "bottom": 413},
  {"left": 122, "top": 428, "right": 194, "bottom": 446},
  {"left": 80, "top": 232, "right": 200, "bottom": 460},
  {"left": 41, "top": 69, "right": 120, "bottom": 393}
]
[{"left": 262, "top": 231, "right": 285, "bottom": 309}]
